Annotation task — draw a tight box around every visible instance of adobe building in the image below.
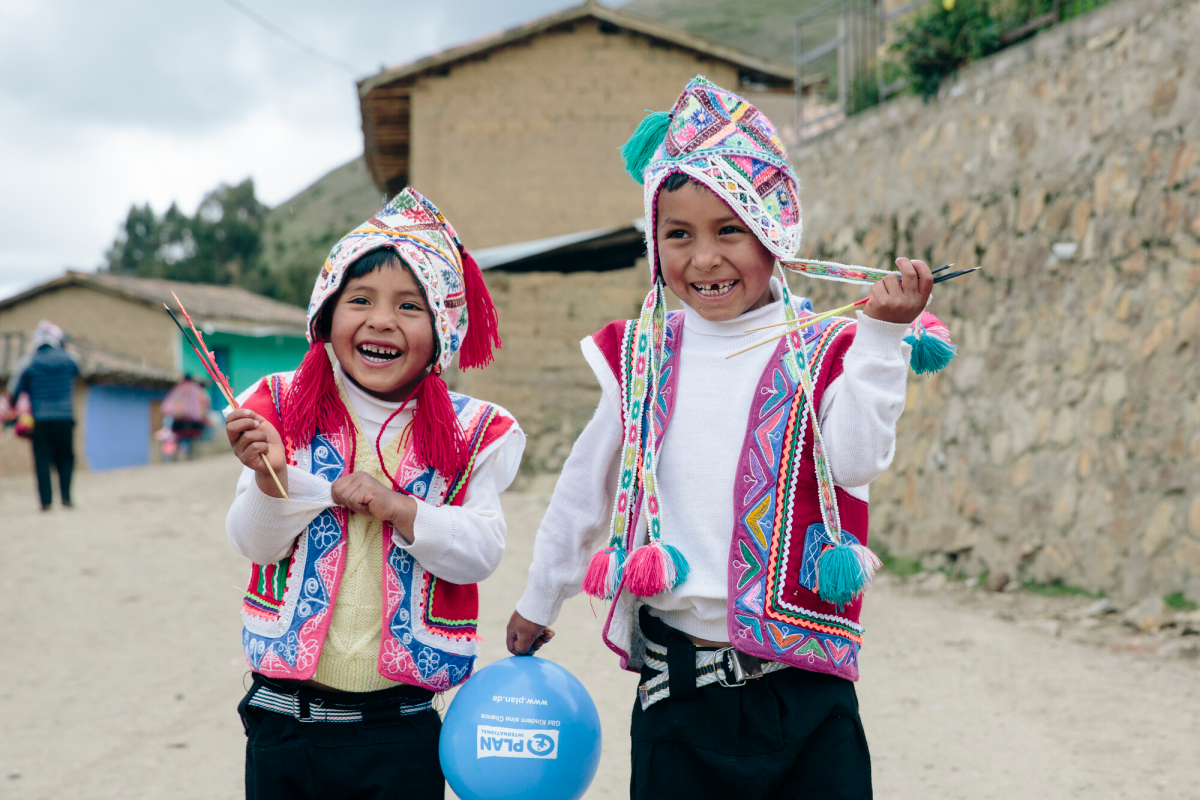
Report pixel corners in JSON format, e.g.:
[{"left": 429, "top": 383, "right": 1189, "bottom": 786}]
[
  {"left": 357, "top": 0, "right": 795, "bottom": 471},
  {"left": 357, "top": 0, "right": 794, "bottom": 249},
  {"left": 0, "top": 272, "right": 306, "bottom": 475}
]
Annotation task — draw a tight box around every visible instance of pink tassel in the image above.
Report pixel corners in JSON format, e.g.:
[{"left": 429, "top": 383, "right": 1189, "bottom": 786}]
[
  {"left": 582, "top": 546, "right": 626, "bottom": 600},
  {"left": 623, "top": 541, "right": 690, "bottom": 597},
  {"left": 914, "top": 311, "right": 953, "bottom": 344},
  {"left": 413, "top": 371, "right": 467, "bottom": 476},
  {"left": 283, "top": 340, "right": 352, "bottom": 451},
  {"left": 457, "top": 248, "right": 502, "bottom": 369}
]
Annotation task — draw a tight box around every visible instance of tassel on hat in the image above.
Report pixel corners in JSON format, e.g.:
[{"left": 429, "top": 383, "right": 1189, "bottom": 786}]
[
  {"left": 582, "top": 545, "right": 626, "bottom": 601},
  {"left": 815, "top": 540, "right": 882, "bottom": 607},
  {"left": 284, "top": 340, "right": 352, "bottom": 453},
  {"left": 623, "top": 540, "right": 690, "bottom": 598},
  {"left": 904, "top": 311, "right": 957, "bottom": 375},
  {"left": 456, "top": 248, "right": 502, "bottom": 369},
  {"left": 412, "top": 369, "right": 468, "bottom": 477},
  {"left": 620, "top": 111, "right": 671, "bottom": 184}
]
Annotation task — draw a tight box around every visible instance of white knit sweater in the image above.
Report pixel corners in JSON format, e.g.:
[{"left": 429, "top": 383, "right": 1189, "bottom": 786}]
[
  {"left": 516, "top": 284, "right": 911, "bottom": 642},
  {"left": 225, "top": 364, "right": 526, "bottom": 585}
]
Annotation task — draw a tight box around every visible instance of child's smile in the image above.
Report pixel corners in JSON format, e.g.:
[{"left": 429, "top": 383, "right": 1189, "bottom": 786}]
[
  {"left": 328, "top": 258, "right": 437, "bottom": 402},
  {"left": 655, "top": 180, "right": 776, "bottom": 321}
]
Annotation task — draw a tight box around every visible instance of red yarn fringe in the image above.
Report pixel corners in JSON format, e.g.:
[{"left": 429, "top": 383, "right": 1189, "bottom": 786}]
[
  {"left": 457, "top": 248, "right": 502, "bottom": 369},
  {"left": 414, "top": 371, "right": 467, "bottom": 476},
  {"left": 283, "top": 340, "right": 352, "bottom": 452}
]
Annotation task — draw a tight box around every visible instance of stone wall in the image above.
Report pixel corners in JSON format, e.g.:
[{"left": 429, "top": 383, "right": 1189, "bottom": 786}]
[{"left": 790, "top": 0, "right": 1200, "bottom": 601}]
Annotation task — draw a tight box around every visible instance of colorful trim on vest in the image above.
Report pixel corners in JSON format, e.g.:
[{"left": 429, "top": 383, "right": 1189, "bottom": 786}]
[{"left": 238, "top": 373, "right": 513, "bottom": 691}]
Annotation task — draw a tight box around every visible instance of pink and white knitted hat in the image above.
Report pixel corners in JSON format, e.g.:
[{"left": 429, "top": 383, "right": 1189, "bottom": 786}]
[
  {"left": 623, "top": 75, "right": 804, "bottom": 278},
  {"left": 306, "top": 187, "right": 498, "bottom": 373}
]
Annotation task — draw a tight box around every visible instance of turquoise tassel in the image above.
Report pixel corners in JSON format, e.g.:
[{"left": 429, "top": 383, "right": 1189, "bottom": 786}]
[
  {"left": 816, "top": 543, "right": 878, "bottom": 607},
  {"left": 620, "top": 111, "right": 671, "bottom": 184},
  {"left": 904, "top": 330, "right": 956, "bottom": 375},
  {"left": 662, "top": 542, "right": 690, "bottom": 587}
]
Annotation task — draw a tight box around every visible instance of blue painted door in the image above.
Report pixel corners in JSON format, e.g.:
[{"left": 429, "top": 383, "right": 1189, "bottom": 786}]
[{"left": 84, "top": 385, "right": 166, "bottom": 471}]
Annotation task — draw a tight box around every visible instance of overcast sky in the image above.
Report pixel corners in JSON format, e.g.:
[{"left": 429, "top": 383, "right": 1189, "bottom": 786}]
[{"left": 0, "top": 0, "right": 614, "bottom": 300}]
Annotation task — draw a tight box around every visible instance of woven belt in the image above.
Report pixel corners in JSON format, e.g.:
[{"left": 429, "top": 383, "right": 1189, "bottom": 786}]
[
  {"left": 247, "top": 684, "right": 434, "bottom": 723},
  {"left": 638, "top": 641, "right": 788, "bottom": 710}
]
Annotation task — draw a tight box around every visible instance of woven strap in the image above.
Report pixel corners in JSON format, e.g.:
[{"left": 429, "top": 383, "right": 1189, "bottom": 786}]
[
  {"left": 637, "top": 641, "right": 788, "bottom": 710},
  {"left": 247, "top": 684, "right": 433, "bottom": 723},
  {"left": 777, "top": 267, "right": 844, "bottom": 544}
]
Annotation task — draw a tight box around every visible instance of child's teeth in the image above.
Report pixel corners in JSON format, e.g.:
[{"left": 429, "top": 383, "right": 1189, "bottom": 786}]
[{"left": 695, "top": 280, "right": 736, "bottom": 296}]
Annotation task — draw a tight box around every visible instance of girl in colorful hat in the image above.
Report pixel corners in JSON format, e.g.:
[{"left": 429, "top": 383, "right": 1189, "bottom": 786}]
[
  {"left": 225, "top": 188, "right": 523, "bottom": 799},
  {"left": 508, "top": 76, "right": 942, "bottom": 799}
]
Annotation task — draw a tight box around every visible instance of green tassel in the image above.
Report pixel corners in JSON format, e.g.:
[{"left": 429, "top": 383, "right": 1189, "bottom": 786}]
[
  {"left": 620, "top": 111, "right": 671, "bottom": 184},
  {"left": 816, "top": 544, "right": 870, "bottom": 607},
  {"left": 904, "top": 332, "right": 956, "bottom": 375}
]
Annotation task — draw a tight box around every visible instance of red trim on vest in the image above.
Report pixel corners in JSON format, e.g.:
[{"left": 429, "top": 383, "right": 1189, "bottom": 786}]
[{"left": 591, "top": 319, "right": 628, "bottom": 383}]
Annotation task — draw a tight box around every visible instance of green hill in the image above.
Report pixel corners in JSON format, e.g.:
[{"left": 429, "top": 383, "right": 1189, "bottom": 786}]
[
  {"left": 621, "top": 0, "right": 811, "bottom": 65},
  {"left": 258, "top": 156, "right": 384, "bottom": 306}
]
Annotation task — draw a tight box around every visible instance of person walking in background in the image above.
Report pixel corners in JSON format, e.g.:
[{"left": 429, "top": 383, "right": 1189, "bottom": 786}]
[
  {"left": 11, "top": 320, "right": 80, "bottom": 511},
  {"left": 161, "top": 373, "right": 211, "bottom": 460}
]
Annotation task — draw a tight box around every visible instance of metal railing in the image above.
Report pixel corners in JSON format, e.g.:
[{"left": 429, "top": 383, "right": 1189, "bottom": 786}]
[{"left": 794, "top": 0, "right": 1097, "bottom": 141}]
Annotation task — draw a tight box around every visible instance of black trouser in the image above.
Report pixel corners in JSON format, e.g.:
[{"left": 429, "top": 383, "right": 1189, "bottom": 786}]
[
  {"left": 31, "top": 419, "right": 74, "bottom": 507},
  {"left": 239, "top": 675, "right": 444, "bottom": 800},
  {"left": 631, "top": 610, "right": 872, "bottom": 800}
]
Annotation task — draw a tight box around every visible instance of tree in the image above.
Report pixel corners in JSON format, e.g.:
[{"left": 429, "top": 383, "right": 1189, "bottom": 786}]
[{"left": 105, "top": 178, "right": 268, "bottom": 286}]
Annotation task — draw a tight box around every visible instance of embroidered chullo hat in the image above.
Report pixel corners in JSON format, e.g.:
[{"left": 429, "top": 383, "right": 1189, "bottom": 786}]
[
  {"left": 583, "top": 76, "right": 880, "bottom": 605},
  {"left": 284, "top": 187, "right": 500, "bottom": 476}
]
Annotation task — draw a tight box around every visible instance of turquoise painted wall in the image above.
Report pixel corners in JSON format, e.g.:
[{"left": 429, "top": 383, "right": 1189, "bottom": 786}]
[{"left": 180, "top": 330, "right": 308, "bottom": 406}]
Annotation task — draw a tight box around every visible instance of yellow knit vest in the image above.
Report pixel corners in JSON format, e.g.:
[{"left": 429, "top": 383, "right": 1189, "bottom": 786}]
[{"left": 311, "top": 379, "right": 411, "bottom": 692}]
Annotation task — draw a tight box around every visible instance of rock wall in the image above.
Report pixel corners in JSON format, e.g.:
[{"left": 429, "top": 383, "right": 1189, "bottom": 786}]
[{"left": 790, "top": 0, "right": 1200, "bottom": 600}]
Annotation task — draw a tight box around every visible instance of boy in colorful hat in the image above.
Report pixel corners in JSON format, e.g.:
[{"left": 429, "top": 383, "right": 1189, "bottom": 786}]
[
  {"left": 225, "top": 188, "right": 523, "bottom": 799},
  {"left": 508, "top": 76, "right": 942, "bottom": 798}
]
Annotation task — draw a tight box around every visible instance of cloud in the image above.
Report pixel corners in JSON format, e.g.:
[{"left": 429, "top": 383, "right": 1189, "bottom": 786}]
[{"left": 0, "top": 0, "right": 584, "bottom": 299}]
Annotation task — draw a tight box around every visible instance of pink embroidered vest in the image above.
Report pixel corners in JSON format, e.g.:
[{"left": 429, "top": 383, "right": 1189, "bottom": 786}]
[
  {"left": 236, "top": 373, "right": 515, "bottom": 691},
  {"left": 592, "top": 308, "right": 868, "bottom": 681}
]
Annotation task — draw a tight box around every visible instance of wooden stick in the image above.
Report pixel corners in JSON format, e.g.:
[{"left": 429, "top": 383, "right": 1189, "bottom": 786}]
[
  {"left": 745, "top": 265, "right": 976, "bottom": 335},
  {"left": 164, "top": 301, "right": 289, "bottom": 500},
  {"left": 727, "top": 304, "right": 855, "bottom": 359},
  {"left": 744, "top": 297, "right": 867, "bottom": 333}
]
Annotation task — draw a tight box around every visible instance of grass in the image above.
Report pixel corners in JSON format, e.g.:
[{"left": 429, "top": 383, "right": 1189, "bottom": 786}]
[
  {"left": 878, "top": 548, "right": 923, "bottom": 576},
  {"left": 1020, "top": 578, "right": 1104, "bottom": 598},
  {"left": 1164, "top": 591, "right": 1198, "bottom": 612}
]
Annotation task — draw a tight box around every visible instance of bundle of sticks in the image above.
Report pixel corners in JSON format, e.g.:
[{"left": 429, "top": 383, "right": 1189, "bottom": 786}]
[
  {"left": 164, "top": 292, "right": 289, "bottom": 500},
  {"left": 726, "top": 264, "right": 978, "bottom": 359}
]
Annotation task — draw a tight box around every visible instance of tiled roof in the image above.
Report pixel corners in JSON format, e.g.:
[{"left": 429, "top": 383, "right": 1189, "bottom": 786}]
[{"left": 0, "top": 271, "right": 306, "bottom": 329}]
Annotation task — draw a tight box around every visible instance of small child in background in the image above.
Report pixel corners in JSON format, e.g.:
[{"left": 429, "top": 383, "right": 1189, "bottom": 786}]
[
  {"left": 226, "top": 188, "right": 523, "bottom": 800},
  {"left": 508, "top": 77, "right": 939, "bottom": 799}
]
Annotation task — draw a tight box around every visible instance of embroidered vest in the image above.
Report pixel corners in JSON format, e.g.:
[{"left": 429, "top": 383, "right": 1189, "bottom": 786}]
[
  {"left": 236, "top": 372, "right": 514, "bottom": 691},
  {"left": 592, "top": 307, "right": 868, "bottom": 681}
]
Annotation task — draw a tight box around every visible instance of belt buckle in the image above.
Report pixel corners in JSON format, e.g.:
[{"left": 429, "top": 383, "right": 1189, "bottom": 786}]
[{"left": 717, "top": 647, "right": 763, "bottom": 688}]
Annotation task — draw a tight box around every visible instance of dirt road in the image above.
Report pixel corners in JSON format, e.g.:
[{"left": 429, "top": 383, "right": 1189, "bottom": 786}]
[{"left": 1, "top": 457, "right": 1197, "bottom": 799}]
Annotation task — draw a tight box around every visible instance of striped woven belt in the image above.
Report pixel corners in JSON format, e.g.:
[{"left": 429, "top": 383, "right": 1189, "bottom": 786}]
[
  {"left": 637, "top": 641, "right": 788, "bottom": 710},
  {"left": 247, "top": 684, "right": 434, "bottom": 723}
]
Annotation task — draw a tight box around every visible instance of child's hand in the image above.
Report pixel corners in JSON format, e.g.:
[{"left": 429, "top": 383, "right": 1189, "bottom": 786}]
[
  {"left": 226, "top": 408, "right": 288, "bottom": 499},
  {"left": 863, "top": 257, "right": 933, "bottom": 325},
  {"left": 507, "top": 611, "right": 555, "bottom": 655},
  {"left": 331, "top": 473, "right": 418, "bottom": 542}
]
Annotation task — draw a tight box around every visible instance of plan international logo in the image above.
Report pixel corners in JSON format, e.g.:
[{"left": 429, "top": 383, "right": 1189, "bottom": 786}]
[{"left": 476, "top": 726, "right": 558, "bottom": 759}]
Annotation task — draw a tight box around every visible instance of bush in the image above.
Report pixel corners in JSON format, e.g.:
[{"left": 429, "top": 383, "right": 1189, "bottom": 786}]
[{"left": 892, "top": 0, "right": 1002, "bottom": 97}]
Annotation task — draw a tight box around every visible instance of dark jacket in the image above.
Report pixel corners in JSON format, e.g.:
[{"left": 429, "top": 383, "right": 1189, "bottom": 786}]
[{"left": 12, "top": 345, "right": 79, "bottom": 421}]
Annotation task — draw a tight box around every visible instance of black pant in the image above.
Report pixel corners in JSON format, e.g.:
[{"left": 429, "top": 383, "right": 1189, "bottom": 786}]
[
  {"left": 32, "top": 419, "right": 74, "bottom": 507},
  {"left": 631, "top": 611, "right": 872, "bottom": 800},
  {"left": 240, "top": 676, "right": 444, "bottom": 800}
]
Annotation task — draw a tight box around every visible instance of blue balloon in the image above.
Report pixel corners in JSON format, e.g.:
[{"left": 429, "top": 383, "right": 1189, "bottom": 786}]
[{"left": 439, "top": 655, "right": 602, "bottom": 800}]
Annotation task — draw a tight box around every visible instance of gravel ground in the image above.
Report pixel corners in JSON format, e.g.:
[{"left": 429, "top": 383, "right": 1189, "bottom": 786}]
[{"left": 0, "top": 456, "right": 1197, "bottom": 799}]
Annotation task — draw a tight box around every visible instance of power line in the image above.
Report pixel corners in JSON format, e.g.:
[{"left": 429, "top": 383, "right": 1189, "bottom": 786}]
[{"left": 217, "top": 0, "right": 363, "bottom": 75}]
